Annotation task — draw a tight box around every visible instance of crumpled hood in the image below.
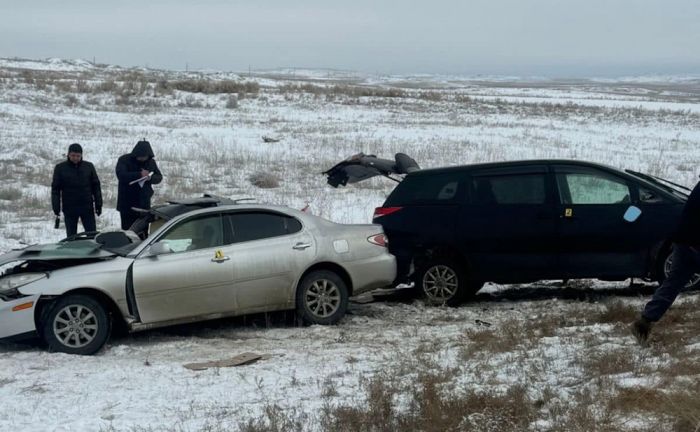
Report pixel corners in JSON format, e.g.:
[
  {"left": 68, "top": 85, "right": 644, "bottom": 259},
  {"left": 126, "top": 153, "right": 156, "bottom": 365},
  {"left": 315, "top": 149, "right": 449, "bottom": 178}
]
[{"left": 0, "top": 240, "right": 116, "bottom": 267}]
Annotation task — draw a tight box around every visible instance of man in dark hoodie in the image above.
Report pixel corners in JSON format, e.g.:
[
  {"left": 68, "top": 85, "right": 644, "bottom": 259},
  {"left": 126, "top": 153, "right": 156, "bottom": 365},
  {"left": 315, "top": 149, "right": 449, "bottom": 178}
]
[
  {"left": 632, "top": 176, "right": 700, "bottom": 344},
  {"left": 115, "top": 139, "right": 163, "bottom": 230},
  {"left": 51, "top": 143, "right": 103, "bottom": 237}
]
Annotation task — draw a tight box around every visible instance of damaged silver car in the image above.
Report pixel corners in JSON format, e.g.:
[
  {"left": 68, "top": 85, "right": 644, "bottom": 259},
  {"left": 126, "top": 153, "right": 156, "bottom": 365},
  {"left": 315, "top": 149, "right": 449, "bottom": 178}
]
[{"left": 0, "top": 196, "right": 396, "bottom": 355}]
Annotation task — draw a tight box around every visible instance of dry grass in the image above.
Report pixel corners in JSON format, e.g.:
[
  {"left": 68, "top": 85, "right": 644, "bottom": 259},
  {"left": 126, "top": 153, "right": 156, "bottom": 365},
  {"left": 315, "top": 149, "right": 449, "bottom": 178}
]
[
  {"left": 249, "top": 172, "right": 281, "bottom": 189},
  {"left": 321, "top": 371, "right": 536, "bottom": 432}
]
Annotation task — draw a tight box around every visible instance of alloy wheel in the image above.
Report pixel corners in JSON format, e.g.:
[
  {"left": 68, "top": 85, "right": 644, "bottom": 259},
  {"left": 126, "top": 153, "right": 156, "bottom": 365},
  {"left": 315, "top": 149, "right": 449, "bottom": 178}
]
[
  {"left": 305, "top": 279, "right": 341, "bottom": 318},
  {"left": 52, "top": 304, "right": 99, "bottom": 348},
  {"left": 423, "top": 265, "right": 459, "bottom": 302}
]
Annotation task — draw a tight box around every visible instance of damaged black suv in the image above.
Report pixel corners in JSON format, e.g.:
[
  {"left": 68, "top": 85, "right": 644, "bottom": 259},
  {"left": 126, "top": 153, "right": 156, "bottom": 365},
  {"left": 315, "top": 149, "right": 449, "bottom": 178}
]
[{"left": 325, "top": 155, "right": 698, "bottom": 305}]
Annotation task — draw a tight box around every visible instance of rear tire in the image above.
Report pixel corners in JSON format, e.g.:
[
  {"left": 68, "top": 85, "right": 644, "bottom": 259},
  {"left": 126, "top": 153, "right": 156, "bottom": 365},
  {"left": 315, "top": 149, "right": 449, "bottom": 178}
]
[
  {"left": 41, "top": 295, "right": 111, "bottom": 355},
  {"left": 416, "top": 258, "right": 482, "bottom": 306},
  {"left": 296, "top": 270, "right": 349, "bottom": 325}
]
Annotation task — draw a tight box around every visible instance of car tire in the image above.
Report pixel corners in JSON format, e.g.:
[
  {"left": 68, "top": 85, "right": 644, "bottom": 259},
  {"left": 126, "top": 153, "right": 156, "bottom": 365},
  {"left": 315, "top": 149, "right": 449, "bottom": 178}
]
[
  {"left": 660, "top": 247, "right": 700, "bottom": 290},
  {"left": 296, "top": 270, "right": 349, "bottom": 325},
  {"left": 416, "top": 259, "right": 480, "bottom": 306},
  {"left": 41, "top": 294, "right": 111, "bottom": 355}
]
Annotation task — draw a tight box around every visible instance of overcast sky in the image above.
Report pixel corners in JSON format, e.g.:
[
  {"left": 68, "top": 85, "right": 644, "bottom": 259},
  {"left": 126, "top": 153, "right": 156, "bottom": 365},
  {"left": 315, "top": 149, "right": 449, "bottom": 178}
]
[{"left": 1, "top": 0, "right": 699, "bottom": 77}]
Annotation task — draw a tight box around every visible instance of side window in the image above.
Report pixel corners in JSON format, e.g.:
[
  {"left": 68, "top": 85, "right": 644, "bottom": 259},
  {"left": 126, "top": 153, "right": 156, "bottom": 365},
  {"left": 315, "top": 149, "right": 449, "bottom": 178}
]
[
  {"left": 227, "top": 212, "right": 302, "bottom": 243},
  {"left": 558, "top": 173, "right": 630, "bottom": 204},
  {"left": 472, "top": 174, "right": 546, "bottom": 205},
  {"left": 158, "top": 214, "right": 224, "bottom": 253},
  {"left": 385, "top": 172, "right": 462, "bottom": 205},
  {"left": 639, "top": 187, "right": 666, "bottom": 204}
]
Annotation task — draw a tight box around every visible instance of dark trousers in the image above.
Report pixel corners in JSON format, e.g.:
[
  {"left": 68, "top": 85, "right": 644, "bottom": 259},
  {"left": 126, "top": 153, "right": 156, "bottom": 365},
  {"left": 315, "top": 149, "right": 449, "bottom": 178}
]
[
  {"left": 120, "top": 210, "right": 141, "bottom": 231},
  {"left": 64, "top": 211, "right": 96, "bottom": 238},
  {"left": 643, "top": 244, "right": 700, "bottom": 322}
]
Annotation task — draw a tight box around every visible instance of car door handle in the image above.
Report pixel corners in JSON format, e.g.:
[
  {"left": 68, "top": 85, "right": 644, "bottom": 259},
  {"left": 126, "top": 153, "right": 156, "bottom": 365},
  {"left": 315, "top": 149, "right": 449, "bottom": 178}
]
[
  {"left": 211, "top": 256, "right": 231, "bottom": 263},
  {"left": 293, "top": 242, "right": 312, "bottom": 250}
]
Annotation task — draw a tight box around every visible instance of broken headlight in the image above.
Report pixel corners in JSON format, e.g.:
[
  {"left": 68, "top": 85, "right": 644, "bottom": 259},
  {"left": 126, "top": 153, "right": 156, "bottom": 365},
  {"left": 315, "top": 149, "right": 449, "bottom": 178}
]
[{"left": 0, "top": 273, "right": 46, "bottom": 300}]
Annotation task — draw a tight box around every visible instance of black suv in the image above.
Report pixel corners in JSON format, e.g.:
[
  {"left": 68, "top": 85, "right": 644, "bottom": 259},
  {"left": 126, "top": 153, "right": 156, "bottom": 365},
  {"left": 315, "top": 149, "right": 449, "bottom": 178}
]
[{"left": 325, "top": 155, "right": 697, "bottom": 304}]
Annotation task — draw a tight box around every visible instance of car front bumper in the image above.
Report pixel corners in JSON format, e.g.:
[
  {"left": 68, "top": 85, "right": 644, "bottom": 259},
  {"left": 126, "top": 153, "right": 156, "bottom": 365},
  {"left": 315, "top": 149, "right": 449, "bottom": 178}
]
[{"left": 0, "top": 295, "right": 40, "bottom": 340}]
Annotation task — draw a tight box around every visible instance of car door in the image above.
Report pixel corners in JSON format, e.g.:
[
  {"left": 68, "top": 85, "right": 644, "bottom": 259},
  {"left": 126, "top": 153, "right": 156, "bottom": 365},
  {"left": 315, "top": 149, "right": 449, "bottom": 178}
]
[
  {"left": 554, "top": 165, "right": 645, "bottom": 278},
  {"left": 131, "top": 212, "right": 237, "bottom": 323},
  {"left": 224, "top": 210, "right": 315, "bottom": 312},
  {"left": 459, "top": 165, "right": 558, "bottom": 282}
]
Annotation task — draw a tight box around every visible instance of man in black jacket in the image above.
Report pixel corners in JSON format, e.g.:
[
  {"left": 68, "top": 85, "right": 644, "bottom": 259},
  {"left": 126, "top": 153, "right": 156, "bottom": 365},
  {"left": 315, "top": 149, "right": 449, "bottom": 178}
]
[
  {"left": 115, "top": 139, "right": 163, "bottom": 230},
  {"left": 632, "top": 177, "right": 700, "bottom": 344},
  {"left": 51, "top": 143, "right": 102, "bottom": 237}
]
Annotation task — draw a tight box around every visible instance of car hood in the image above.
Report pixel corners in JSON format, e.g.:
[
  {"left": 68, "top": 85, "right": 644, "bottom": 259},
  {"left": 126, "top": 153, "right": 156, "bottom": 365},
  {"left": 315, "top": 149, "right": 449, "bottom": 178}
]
[{"left": 0, "top": 240, "right": 117, "bottom": 267}]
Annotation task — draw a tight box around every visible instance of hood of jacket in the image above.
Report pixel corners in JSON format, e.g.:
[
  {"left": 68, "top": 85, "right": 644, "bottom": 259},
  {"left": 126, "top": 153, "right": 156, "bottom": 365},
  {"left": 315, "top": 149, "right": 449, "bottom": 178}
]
[{"left": 131, "top": 140, "right": 155, "bottom": 159}]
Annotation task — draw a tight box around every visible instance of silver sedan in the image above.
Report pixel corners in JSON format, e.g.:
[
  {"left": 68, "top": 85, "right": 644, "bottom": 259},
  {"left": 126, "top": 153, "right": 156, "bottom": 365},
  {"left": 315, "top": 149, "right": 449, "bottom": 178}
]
[{"left": 0, "top": 203, "right": 396, "bottom": 355}]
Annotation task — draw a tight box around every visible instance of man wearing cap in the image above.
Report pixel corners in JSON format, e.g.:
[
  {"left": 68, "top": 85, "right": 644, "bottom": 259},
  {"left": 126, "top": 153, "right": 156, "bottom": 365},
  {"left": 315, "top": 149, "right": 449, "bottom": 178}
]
[
  {"left": 51, "top": 143, "right": 103, "bottom": 237},
  {"left": 115, "top": 139, "right": 163, "bottom": 231}
]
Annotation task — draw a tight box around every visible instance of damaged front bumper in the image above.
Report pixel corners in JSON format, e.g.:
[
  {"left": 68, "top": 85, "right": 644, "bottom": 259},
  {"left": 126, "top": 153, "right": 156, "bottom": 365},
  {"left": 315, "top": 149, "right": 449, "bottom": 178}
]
[{"left": 0, "top": 294, "right": 40, "bottom": 341}]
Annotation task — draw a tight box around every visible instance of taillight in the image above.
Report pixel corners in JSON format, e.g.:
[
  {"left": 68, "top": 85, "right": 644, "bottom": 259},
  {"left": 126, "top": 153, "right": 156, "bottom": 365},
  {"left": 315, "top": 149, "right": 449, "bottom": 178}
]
[
  {"left": 367, "top": 234, "right": 388, "bottom": 247},
  {"left": 373, "top": 206, "right": 402, "bottom": 219}
]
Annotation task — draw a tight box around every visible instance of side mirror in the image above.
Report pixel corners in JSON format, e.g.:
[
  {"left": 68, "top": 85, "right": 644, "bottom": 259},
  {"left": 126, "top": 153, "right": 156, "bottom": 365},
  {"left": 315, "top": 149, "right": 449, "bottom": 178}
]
[
  {"left": 623, "top": 206, "right": 642, "bottom": 223},
  {"left": 144, "top": 241, "right": 172, "bottom": 257}
]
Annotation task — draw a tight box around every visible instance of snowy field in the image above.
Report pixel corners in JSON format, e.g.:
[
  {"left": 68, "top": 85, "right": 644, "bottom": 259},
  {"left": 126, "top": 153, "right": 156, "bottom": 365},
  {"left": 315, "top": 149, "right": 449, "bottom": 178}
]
[{"left": 1, "top": 58, "right": 699, "bottom": 431}]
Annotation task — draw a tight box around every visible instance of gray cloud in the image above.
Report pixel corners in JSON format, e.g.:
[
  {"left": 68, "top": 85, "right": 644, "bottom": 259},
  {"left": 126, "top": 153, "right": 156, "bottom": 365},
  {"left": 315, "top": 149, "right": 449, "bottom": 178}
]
[{"left": 1, "top": 0, "right": 698, "bottom": 76}]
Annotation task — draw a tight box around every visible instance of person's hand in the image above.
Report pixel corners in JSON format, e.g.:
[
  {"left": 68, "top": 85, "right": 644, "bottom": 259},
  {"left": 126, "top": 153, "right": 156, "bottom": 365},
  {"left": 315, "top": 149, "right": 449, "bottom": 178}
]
[
  {"left": 140, "top": 169, "right": 150, "bottom": 178},
  {"left": 95, "top": 208, "right": 102, "bottom": 217}
]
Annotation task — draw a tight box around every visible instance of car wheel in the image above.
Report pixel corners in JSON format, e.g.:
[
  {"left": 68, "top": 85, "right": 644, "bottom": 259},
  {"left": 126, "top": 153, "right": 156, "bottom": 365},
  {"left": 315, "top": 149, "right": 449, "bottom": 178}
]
[
  {"left": 296, "top": 270, "right": 349, "bottom": 325},
  {"left": 41, "top": 294, "right": 111, "bottom": 355},
  {"left": 662, "top": 248, "right": 700, "bottom": 290},
  {"left": 417, "top": 259, "right": 479, "bottom": 306}
]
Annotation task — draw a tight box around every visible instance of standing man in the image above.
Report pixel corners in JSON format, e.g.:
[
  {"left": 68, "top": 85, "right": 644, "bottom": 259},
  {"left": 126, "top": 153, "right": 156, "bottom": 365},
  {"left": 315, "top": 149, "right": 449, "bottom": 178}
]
[
  {"left": 632, "top": 176, "right": 700, "bottom": 344},
  {"left": 116, "top": 139, "right": 163, "bottom": 230},
  {"left": 51, "top": 143, "right": 102, "bottom": 238}
]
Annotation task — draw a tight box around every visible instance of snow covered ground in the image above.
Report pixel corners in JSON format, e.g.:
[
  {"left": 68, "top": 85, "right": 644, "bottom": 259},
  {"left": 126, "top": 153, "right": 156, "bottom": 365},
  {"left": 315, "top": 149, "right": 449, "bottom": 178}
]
[{"left": 1, "top": 58, "right": 699, "bottom": 431}]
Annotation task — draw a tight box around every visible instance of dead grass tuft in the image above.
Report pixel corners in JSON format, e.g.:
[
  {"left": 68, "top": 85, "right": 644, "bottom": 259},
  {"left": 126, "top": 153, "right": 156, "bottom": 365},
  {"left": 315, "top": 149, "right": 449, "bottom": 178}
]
[{"left": 249, "top": 172, "right": 281, "bottom": 189}]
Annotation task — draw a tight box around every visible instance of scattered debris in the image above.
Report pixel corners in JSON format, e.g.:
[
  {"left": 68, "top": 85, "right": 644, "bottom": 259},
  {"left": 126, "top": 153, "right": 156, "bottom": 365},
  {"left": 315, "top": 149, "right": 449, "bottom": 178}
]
[
  {"left": 475, "top": 319, "right": 493, "bottom": 327},
  {"left": 184, "top": 352, "right": 274, "bottom": 371}
]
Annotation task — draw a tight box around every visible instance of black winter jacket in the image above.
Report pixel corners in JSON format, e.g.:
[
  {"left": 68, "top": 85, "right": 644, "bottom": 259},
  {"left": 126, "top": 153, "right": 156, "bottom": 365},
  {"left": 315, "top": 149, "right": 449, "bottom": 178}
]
[
  {"left": 51, "top": 159, "right": 102, "bottom": 216},
  {"left": 673, "top": 179, "right": 700, "bottom": 247},
  {"left": 116, "top": 141, "right": 163, "bottom": 212}
]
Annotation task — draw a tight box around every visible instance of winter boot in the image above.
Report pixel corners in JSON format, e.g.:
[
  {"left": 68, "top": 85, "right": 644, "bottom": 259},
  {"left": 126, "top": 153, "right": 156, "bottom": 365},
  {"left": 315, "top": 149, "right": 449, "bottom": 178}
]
[{"left": 631, "top": 316, "right": 653, "bottom": 345}]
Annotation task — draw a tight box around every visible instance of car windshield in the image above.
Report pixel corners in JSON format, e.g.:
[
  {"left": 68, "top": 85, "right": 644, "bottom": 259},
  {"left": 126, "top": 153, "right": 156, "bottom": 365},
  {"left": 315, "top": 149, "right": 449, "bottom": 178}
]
[{"left": 626, "top": 170, "right": 689, "bottom": 200}]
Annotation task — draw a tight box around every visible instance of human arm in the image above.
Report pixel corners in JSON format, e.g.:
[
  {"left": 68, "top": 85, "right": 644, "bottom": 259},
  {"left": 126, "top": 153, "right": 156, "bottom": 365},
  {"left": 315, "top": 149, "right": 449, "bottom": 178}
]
[
  {"left": 51, "top": 165, "right": 61, "bottom": 215},
  {"left": 91, "top": 163, "right": 103, "bottom": 215},
  {"left": 148, "top": 160, "right": 163, "bottom": 185},
  {"left": 116, "top": 157, "right": 144, "bottom": 184}
]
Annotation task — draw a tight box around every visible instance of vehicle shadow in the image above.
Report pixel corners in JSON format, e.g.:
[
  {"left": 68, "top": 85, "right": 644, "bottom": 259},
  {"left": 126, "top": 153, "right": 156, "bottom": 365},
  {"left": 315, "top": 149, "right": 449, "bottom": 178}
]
[{"left": 373, "top": 280, "right": 700, "bottom": 304}]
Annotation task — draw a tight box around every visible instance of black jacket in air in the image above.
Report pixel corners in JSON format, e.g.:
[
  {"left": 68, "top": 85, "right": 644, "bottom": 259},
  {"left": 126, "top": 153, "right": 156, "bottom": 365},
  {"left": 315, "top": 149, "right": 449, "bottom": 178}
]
[
  {"left": 673, "top": 179, "right": 700, "bottom": 247},
  {"left": 115, "top": 141, "right": 163, "bottom": 212},
  {"left": 51, "top": 159, "right": 102, "bottom": 216}
]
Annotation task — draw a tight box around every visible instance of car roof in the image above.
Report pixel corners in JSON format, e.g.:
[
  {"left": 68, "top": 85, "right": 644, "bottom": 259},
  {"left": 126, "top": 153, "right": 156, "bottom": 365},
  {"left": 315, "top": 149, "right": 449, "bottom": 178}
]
[
  {"left": 163, "top": 202, "right": 309, "bottom": 222},
  {"left": 405, "top": 159, "right": 622, "bottom": 176},
  {"left": 403, "top": 159, "right": 686, "bottom": 202}
]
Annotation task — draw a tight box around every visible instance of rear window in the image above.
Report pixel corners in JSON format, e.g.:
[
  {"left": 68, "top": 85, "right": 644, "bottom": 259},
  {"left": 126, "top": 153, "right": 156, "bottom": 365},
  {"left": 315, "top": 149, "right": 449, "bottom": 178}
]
[
  {"left": 472, "top": 174, "right": 546, "bottom": 205},
  {"left": 385, "top": 172, "right": 462, "bottom": 205}
]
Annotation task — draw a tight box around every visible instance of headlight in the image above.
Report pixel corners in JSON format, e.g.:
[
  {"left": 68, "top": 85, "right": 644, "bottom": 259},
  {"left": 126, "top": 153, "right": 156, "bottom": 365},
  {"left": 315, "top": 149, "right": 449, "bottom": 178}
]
[{"left": 0, "top": 273, "right": 47, "bottom": 294}]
